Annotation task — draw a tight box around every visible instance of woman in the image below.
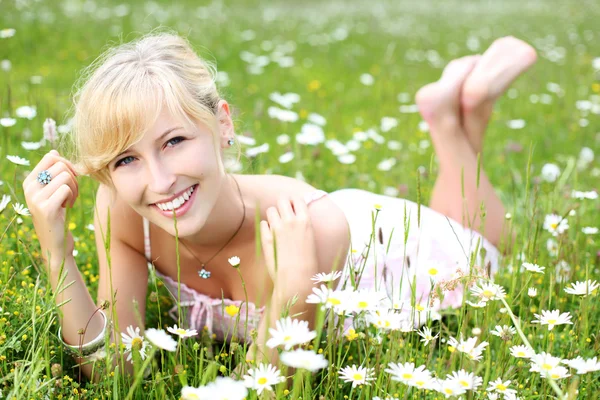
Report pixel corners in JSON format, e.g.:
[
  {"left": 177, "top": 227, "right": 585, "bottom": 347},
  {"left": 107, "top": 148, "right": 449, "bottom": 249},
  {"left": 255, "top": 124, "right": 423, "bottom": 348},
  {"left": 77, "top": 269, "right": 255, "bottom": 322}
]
[{"left": 23, "top": 33, "right": 536, "bottom": 380}]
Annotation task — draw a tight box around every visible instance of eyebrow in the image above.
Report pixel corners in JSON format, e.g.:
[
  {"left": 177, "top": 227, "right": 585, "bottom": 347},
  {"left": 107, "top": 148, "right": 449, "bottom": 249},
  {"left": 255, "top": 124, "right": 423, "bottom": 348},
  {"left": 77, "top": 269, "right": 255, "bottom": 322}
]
[{"left": 113, "top": 126, "right": 183, "bottom": 160}]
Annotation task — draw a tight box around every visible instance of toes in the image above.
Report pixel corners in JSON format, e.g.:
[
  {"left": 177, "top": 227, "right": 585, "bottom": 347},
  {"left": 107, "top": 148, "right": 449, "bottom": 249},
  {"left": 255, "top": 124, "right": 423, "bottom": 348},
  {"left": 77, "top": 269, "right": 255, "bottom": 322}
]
[{"left": 441, "top": 55, "right": 480, "bottom": 82}]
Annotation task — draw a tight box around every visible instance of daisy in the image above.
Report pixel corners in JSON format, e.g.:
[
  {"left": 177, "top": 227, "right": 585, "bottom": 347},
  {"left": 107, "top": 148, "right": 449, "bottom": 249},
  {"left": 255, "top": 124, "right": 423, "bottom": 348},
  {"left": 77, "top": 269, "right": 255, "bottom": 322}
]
[
  {"left": 522, "top": 262, "right": 545, "bottom": 274},
  {"left": 366, "top": 308, "right": 407, "bottom": 331},
  {"left": 448, "top": 336, "right": 489, "bottom": 361},
  {"left": 167, "top": 324, "right": 198, "bottom": 338},
  {"left": 562, "top": 356, "right": 600, "bottom": 374},
  {"left": 228, "top": 256, "right": 240, "bottom": 267},
  {"left": 310, "top": 270, "right": 342, "bottom": 283},
  {"left": 417, "top": 326, "right": 439, "bottom": 346},
  {"left": 528, "top": 288, "right": 538, "bottom": 297},
  {"left": 582, "top": 227, "right": 598, "bottom": 234},
  {"left": 12, "top": 203, "right": 30, "bottom": 216},
  {"left": 470, "top": 282, "right": 506, "bottom": 302},
  {"left": 529, "top": 352, "right": 563, "bottom": 375},
  {"left": 433, "top": 378, "right": 466, "bottom": 398},
  {"left": 564, "top": 280, "right": 600, "bottom": 296},
  {"left": 385, "top": 362, "right": 433, "bottom": 388},
  {"left": 509, "top": 345, "right": 535, "bottom": 359},
  {"left": 338, "top": 364, "right": 375, "bottom": 388},
  {"left": 120, "top": 325, "right": 149, "bottom": 362},
  {"left": 543, "top": 214, "right": 569, "bottom": 236},
  {"left": 344, "top": 289, "right": 386, "bottom": 313},
  {"left": 487, "top": 378, "right": 517, "bottom": 396},
  {"left": 243, "top": 364, "right": 285, "bottom": 395},
  {"left": 306, "top": 285, "right": 347, "bottom": 314},
  {"left": 465, "top": 300, "right": 488, "bottom": 308},
  {"left": 196, "top": 377, "right": 248, "bottom": 400},
  {"left": 181, "top": 386, "right": 202, "bottom": 400},
  {"left": 280, "top": 349, "right": 328, "bottom": 372},
  {"left": 546, "top": 238, "right": 558, "bottom": 257},
  {"left": 571, "top": 190, "right": 598, "bottom": 200},
  {"left": 446, "top": 369, "right": 482, "bottom": 390},
  {"left": 6, "top": 155, "right": 30, "bottom": 166},
  {"left": 145, "top": 328, "right": 177, "bottom": 352},
  {"left": 532, "top": 309, "right": 573, "bottom": 330},
  {"left": 0, "top": 117, "right": 16, "bottom": 127},
  {"left": 266, "top": 317, "right": 317, "bottom": 350},
  {"left": 490, "top": 325, "right": 516, "bottom": 341},
  {"left": 0, "top": 195, "right": 10, "bottom": 213}
]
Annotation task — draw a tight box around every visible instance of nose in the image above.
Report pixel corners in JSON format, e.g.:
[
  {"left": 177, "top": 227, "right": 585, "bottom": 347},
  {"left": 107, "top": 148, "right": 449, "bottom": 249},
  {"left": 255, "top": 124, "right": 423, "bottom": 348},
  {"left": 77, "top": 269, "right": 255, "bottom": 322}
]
[{"left": 146, "top": 157, "right": 177, "bottom": 198}]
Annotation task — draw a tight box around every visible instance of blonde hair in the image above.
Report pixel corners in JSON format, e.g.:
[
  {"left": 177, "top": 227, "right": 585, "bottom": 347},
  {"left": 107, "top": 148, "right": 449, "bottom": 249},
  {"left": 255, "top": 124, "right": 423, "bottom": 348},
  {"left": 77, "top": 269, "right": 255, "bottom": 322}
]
[{"left": 63, "top": 32, "right": 239, "bottom": 190}]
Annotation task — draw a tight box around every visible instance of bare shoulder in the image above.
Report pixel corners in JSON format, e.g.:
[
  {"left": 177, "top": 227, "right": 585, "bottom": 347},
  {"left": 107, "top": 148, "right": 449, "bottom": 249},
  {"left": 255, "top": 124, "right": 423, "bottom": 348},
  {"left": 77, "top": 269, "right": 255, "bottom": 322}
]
[{"left": 94, "top": 184, "right": 145, "bottom": 252}]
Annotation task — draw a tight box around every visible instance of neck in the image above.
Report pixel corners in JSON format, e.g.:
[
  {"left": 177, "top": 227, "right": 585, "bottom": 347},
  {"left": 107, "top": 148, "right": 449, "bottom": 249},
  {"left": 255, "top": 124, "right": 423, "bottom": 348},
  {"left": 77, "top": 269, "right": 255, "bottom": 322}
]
[{"left": 181, "top": 174, "right": 252, "bottom": 249}]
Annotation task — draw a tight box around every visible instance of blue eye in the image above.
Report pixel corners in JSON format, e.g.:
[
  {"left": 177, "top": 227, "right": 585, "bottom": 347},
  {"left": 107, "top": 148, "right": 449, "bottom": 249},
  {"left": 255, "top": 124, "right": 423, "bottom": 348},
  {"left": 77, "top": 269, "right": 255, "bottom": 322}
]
[
  {"left": 166, "top": 136, "right": 184, "bottom": 147},
  {"left": 115, "top": 156, "right": 135, "bottom": 167}
]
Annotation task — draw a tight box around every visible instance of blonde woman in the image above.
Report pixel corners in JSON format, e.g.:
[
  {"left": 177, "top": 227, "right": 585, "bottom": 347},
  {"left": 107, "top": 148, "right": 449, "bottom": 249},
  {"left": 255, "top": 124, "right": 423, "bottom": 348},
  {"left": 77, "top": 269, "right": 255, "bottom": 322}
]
[{"left": 23, "top": 33, "right": 535, "bottom": 380}]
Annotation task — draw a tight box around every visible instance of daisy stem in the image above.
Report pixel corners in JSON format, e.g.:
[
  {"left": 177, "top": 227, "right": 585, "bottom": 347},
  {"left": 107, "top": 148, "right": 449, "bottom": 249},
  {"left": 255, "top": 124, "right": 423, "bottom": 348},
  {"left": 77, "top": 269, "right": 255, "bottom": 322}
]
[
  {"left": 499, "top": 297, "right": 565, "bottom": 399},
  {"left": 125, "top": 347, "right": 156, "bottom": 400}
]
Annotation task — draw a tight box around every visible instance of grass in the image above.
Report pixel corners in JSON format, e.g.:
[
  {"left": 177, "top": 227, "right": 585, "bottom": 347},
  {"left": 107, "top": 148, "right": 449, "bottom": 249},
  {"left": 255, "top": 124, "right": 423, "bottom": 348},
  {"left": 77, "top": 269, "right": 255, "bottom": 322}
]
[{"left": 1, "top": 0, "right": 600, "bottom": 398}]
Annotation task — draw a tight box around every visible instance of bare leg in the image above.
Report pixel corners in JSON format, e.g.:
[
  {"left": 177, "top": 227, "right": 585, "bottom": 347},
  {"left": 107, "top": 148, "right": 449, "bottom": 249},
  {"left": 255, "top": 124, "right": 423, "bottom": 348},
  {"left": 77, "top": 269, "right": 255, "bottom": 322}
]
[
  {"left": 415, "top": 57, "right": 506, "bottom": 248},
  {"left": 460, "top": 36, "right": 537, "bottom": 154}
]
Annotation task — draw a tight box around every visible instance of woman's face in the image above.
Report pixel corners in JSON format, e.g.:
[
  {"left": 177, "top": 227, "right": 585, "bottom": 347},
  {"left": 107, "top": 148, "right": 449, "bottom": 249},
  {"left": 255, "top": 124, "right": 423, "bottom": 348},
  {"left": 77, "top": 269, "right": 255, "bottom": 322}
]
[{"left": 108, "top": 106, "right": 229, "bottom": 237}]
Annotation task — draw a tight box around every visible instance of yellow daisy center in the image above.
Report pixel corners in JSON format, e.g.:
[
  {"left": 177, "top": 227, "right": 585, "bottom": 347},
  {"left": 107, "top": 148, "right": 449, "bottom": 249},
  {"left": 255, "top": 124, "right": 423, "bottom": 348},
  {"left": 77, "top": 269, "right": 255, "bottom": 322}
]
[
  {"left": 444, "top": 388, "right": 454, "bottom": 394},
  {"left": 517, "top": 352, "right": 525, "bottom": 357},
  {"left": 428, "top": 268, "right": 438, "bottom": 276},
  {"left": 327, "top": 298, "right": 341, "bottom": 305},
  {"left": 415, "top": 304, "right": 425, "bottom": 311},
  {"left": 415, "top": 381, "right": 425, "bottom": 387},
  {"left": 283, "top": 335, "right": 292, "bottom": 342},
  {"left": 548, "top": 319, "right": 557, "bottom": 324},
  {"left": 258, "top": 377, "right": 268, "bottom": 385},
  {"left": 459, "top": 380, "right": 469, "bottom": 387},
  {"left": 402, "top": 373, "right": 413, "bottom": 379},
  {"left": 176, "top": 329, "right": 187, "bottom": 335},
  {"left": 497, "top": 384, "right": 507, "bottom": 391},
  {"left": 353, "top": 373, "right": 364, "bottom": 381},
  {"left": 542, "top": 363, "right": 553, "bottom": 370},
  {"left": 358, "top": 301, "right": 368, "bottom": 308},
  {"left": 550, "top": 223, "right": 558, "bottom": 229},
  {"left": 482, "top": 289, "right": 494, "bottom": 298}
]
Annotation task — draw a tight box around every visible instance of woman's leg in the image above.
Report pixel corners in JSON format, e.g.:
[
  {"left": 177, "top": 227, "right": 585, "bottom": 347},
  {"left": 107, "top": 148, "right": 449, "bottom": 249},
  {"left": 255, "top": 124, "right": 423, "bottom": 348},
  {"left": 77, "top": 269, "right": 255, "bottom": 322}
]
[{"left": 415, "top": 57, "right": 507, "bottom": 248}]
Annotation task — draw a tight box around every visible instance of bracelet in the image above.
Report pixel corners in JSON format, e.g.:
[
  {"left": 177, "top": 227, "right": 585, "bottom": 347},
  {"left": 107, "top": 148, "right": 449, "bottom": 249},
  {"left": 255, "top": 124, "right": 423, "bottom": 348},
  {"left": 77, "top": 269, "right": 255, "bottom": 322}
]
[{"left": 58, "top": 310, "right": 110, "bottom": 358}]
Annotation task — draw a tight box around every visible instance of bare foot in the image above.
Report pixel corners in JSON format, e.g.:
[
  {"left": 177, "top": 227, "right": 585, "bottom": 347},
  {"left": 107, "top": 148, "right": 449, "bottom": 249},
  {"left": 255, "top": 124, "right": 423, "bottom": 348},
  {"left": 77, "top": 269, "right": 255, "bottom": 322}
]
[
  {"left": 460, "top": 36, "right": 538, "bottom": 154},
  {"left": 416, "top": 55, "right": 479, "bottom": 147}
]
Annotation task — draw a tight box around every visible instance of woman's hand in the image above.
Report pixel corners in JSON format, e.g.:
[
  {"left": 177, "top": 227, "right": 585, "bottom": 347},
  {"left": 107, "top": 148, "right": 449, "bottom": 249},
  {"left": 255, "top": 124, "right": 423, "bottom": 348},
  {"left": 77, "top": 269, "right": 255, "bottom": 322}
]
[
  {"left": 260, "top": 195, "right": 319, "bottom": 287},
  {"left": 23, "top": 150, "right": 80, "bottom": 267}
]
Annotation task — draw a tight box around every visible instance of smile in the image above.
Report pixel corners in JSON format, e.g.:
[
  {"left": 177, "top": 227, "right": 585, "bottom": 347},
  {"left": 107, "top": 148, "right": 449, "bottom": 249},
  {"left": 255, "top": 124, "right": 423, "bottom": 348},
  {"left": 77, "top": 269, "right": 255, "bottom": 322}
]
[{"left": 154, "top": 184, "right": 197, "bottom": 212}]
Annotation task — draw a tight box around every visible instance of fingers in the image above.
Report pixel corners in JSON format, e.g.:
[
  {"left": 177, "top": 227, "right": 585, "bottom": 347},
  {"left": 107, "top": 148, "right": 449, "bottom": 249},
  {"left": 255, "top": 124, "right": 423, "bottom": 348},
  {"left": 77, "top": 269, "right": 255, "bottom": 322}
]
[
  {"left": 48, "top": 184, "right": 74, "bottom": 210},
  {"left": 23, "top": 150, "right": 78, "bottom": 190}
]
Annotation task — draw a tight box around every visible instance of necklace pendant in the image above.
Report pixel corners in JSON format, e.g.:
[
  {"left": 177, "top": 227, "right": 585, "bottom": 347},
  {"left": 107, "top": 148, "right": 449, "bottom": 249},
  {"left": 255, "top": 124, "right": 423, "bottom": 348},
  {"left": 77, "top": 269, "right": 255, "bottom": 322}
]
[{"left": 198, "top": 268, "right": 211, "bottom": 279}]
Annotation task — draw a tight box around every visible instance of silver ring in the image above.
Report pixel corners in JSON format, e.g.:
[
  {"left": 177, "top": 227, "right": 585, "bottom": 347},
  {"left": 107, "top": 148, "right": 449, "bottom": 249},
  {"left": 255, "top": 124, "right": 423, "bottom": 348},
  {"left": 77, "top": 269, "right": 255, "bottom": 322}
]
[{"left": 37, "top": 170, "right": 52, "bottom": 185}]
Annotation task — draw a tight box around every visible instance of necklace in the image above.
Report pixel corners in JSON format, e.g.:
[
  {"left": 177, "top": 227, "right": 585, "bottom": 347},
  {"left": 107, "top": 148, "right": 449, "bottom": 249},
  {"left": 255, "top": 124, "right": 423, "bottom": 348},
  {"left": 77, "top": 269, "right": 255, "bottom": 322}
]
[{"left": 179, "top": 175, "right": 246, "bottom": 279}]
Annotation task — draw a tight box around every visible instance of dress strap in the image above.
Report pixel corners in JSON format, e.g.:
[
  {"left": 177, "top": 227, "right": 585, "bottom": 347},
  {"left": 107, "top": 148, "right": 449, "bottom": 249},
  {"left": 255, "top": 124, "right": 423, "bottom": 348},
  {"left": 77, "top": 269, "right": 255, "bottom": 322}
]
[{"left": 143, "top": 217, "right": 152, "bottom": 262}]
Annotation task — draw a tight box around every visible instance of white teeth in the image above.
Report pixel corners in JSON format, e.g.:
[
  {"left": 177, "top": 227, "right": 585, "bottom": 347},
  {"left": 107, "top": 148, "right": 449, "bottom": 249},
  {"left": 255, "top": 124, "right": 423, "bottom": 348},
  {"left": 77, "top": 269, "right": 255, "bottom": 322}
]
[{"left": 156, "top": 185, "right": 196, "bottom": 212}]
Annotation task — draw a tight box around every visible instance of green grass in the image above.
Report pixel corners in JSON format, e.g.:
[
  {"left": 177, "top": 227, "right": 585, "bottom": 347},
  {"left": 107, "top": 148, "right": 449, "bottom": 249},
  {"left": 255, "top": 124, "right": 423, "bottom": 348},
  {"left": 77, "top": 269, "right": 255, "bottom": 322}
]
[{"left": 1, "top": 0, "right": 600, "bottom": 398}]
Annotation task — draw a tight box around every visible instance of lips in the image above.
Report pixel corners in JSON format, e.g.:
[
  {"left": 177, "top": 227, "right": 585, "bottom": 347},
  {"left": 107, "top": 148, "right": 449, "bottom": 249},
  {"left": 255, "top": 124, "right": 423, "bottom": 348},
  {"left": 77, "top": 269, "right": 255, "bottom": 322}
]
[{"left": 152, "top": 184, "right": 196, "bottom": 206}]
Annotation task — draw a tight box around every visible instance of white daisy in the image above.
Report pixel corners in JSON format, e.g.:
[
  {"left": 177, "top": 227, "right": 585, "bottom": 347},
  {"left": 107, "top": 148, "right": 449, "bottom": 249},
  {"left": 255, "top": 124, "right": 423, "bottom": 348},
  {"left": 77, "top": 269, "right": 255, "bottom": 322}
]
[
  {"left": 0, "top": 117, "right": 16, "bottom": 127},
  {"left": 0, "top": 194, "right": 10, "bottom": 213},
  {"left": 528, "top": 288, "right": 538, "bottom": 297},
  {"left": 564, "top": 280, "right": 600, "bottom": 296},
  {"left": 540, "top": 163, "right": 560, "bottom": 182},
  {"left": 448, "top": 336, "right": 489, "bottom": 361},
  {"left": 446, "top": 369, "right": 482, "bottom": 390},
  {"left": 166, "top": 324, "right": 198, "bottom": 338},
  {"left": 12, "top": 203, "right": 30, "bottom": 216},
  {"left": 433, "top": 378, "right": 466, "bottom": 397},
  {"left": 582, "top": 227, "right": 599, "bottom": 235},
  {"left": 529, "top": 352, "right": 563, "bottom": 376},
  {"left": 417, "top": 326, "right": 439, "bottom": 346},
  {"left": 470, "top": 282, "right": 506, "bottom": 302},
  {"left": 280, "top": 349, "right": 328, "bottom": 372},
  {"left": 338, "top": 364, "right": 375, "bottom": 388},
  {"left": 487, "top": 377, "right": 517, "bottom": 396},
  {"left": 120, "top": 325, "right": 149, "bottom": 362},
  {"left": 266, "top": 317, "right": 317, "bottom": 350},
  {"left": 228, "top": 256, "right": 240, "bottom": 267},
  {"left": 509, "top": 345, "right": 535, "bottom": 359},
  {"left": 571, "top": 190, "right": 598, "bottom": 200},
  {"left": 243, "top": 363, "right": 285, "bottom": 395},
  {"left": 366, "top": 308, "right": 408, "bottom": 331},
  {"left": 344, "top": 289, "right": 386, "bottom": 313},
  {"left": 562, "top": 356, "right": 600, "bottom": 374},
  {"left": 196, "top": 377, "right": 248, "bottom": 400},
  {"left": 181, "top": 386, "right": 202, "bottom": 400},
  {"left": 532, "top": 309, "right": 573, "bottom": 330},
  {"left": 6, "top": 155, "right": 30, "bottom": 166},
  {"left": 522, "top": 262, "right": 545, "bottom": 274},
  {"left": 310, "top": 270, "right": 342, "bottom": 283},
  {"left": 385, "top": 362, "right": 434, "bottom": 389},
  {"left": 145, "top": 328, "right": 177, "bottom": 352},
  {"left": 546, "top": 238, "right": 558, "bottom": 257},
  {"left": 543, "top": 214, "right": 569, "bottom": 236},
  {"left": 490, "top": 325, "right": 516, "bottom": 340}
]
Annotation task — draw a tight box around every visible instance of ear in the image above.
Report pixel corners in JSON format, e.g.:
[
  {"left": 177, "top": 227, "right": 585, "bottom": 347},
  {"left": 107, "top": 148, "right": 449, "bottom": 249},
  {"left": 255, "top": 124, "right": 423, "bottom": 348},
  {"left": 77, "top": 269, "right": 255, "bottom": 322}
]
[{"left": 216, "top": 99, "right": 234, "bottom": 147}]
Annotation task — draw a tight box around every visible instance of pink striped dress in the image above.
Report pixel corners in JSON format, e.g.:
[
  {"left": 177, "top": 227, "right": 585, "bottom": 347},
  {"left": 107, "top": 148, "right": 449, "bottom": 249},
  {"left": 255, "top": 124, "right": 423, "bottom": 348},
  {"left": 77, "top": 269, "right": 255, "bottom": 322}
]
[{"left": 143, "top": 188, "right": 500, "bottom": 342}]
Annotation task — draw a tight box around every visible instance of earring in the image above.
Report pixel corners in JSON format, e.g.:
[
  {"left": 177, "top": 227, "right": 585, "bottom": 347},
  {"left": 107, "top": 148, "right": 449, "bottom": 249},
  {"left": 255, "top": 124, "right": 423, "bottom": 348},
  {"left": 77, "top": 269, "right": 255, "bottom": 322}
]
[{"left": 227, "top": 138, "right": 234, "bottom": 146}]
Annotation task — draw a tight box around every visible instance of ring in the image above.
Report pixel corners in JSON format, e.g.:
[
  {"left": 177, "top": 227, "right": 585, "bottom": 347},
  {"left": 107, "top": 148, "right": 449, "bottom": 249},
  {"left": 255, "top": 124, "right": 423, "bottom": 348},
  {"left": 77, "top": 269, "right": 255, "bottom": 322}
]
[{"left": 37, "top": 170, "right": 52, "bottom": 185}]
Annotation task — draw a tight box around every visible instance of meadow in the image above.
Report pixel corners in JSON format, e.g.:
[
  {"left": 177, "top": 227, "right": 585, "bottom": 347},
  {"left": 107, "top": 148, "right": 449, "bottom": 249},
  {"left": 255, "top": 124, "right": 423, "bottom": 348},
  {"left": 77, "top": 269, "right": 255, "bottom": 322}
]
[{"left": 1, "top": 0, "right": 600, "bottom": 398}]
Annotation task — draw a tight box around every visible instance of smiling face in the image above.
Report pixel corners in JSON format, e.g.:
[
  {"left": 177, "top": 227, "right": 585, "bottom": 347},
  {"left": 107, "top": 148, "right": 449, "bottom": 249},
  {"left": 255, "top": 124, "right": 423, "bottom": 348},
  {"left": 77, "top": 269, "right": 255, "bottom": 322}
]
[{"left": 108, "top": 105, "right": 231, "bottom": 237}]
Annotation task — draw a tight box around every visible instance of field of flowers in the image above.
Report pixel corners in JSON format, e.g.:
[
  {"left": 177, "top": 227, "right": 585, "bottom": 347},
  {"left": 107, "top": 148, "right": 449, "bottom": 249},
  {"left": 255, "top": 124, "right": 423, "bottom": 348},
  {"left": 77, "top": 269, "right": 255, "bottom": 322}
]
[{"left": 1, "top": 0, "right": 600, "bottom": 399}]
